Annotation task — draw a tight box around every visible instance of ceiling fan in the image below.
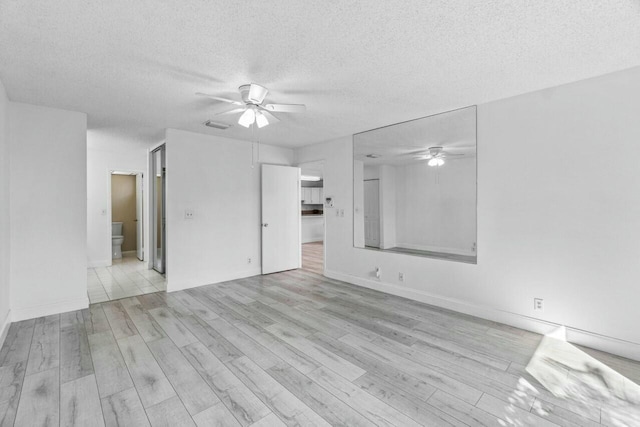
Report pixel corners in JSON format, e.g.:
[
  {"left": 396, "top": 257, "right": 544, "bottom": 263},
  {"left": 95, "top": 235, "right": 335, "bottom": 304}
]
[
  {"left": 412, "top": 146, "right": 464, "bottom": 166},
  {"left": 196, "top": 83, "right": 306, "bottom": 128}
]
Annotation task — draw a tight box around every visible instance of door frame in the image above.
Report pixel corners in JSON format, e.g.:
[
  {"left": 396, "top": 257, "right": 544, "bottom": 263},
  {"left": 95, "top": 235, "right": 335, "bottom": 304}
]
[
  {"left": 107, "top": 169, "right": 145, "bottom": 264},
  {"left": 261, "top": 164, "right": 302, "bottom": 274},
  {"left": 150, "top": 145, "right": 166, "bottom": 274},
  {"left": 297, "top": 160, "right": 327, "bottom": 275}
]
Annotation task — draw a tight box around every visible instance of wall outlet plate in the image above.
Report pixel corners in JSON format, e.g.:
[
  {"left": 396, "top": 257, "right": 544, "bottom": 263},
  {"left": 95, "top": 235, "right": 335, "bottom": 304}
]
[
  {"left": 185, "top": 209, "right": 194, "bottom": 219},
  {"left": 398, "top": 272, "right": 404, "bottom": 281},
  {"left": 534, "top": 298, "right": 544, "bottom": 311}
]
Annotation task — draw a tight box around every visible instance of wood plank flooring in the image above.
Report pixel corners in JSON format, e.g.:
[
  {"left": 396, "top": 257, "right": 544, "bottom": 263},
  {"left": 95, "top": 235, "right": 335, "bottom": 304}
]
[
  {"left": 1, "top": 269, "right": 640, "bottom": 426},
  {"left": 302, "top": 242, "right": 323, "bottom": 275}
]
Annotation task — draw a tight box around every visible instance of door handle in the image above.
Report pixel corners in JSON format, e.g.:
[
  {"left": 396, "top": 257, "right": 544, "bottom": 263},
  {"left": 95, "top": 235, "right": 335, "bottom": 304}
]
[{"left": 262, "top": 223, "right": 269, "bottom": 227}]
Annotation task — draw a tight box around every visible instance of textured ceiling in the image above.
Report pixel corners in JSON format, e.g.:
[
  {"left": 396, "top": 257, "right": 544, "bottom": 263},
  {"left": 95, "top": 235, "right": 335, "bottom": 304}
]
[{"left": 1, "top": 1, "right": 639, "bottom": 148}]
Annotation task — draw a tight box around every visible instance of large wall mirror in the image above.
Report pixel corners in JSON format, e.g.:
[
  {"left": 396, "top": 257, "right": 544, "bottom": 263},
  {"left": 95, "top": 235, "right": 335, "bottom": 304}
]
[{"left": 353, "top": 106, "right": 477, "bottom": 263}]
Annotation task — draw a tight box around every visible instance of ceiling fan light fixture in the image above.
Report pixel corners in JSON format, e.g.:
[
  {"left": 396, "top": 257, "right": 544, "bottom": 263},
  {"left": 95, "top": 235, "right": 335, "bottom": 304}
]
[
  {"left": 255, "top": 111, "right": 269, "bottom": 128},
  {"left": 428, "top": 158, "right": 444, "bottom": 167},
  {"left": 238, "top": 108, "right": 256, "bottom": 128},
  {"left": 239, "top": 83, "right": 269, "bottom": 104}
]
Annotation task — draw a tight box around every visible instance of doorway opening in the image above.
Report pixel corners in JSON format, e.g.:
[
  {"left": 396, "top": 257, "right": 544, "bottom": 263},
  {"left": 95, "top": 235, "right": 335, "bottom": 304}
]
[
  {"left": 86, "top": 169, "right": 166, "bottom": 304},
  {"left": 151, "top": 145, "right": 166, "bottom": 274},
  {"left": 299, "top": 161, "right": 325, "bottom": 275}
]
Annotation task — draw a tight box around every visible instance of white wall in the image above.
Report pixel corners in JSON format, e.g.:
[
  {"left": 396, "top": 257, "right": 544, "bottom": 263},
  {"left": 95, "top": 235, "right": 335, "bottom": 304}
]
[
  {"left": 87, "top": 130, "right": 153, "bottom": 267},
  {"left": 165, "top": 129, "right": 294, "bottom": 291},
  {"left": 9, "top": 103, "right": 88, "bottom": 320},
  {"left": 0, "top": 78, "right": 10, "bottom": 341},
  {"left": 302, "top": 216, "right": 324, "bottom": 243},
  {"left": 396, "top": 157, "right": 476, "bottom": 255},
  {"left": 295, "top": 66, "right": 640, "bottom": 360}
]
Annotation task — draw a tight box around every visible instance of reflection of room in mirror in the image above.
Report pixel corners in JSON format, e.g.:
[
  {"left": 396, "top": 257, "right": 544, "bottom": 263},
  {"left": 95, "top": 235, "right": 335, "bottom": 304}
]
[{"left": 353, "top": 106, "right": 477, "bottom": 263}]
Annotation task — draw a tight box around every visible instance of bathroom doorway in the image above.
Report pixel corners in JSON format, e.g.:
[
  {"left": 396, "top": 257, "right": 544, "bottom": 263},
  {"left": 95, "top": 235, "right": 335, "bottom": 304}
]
[
  {"left": 151, "top": 145, "right": 166, "bottom": 274},
  {"left": 110, "top": 171, "right": 144, "bottom": 260}
]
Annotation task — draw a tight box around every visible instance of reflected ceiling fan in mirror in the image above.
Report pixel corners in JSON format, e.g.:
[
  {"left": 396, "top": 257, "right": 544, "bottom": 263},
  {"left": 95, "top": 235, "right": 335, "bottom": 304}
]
[
  {"left": 412, "top": 146, "right": 464, "bottom": 167},
  {"left": 196, "top": 83, "right": 306, "bottom": 128}
]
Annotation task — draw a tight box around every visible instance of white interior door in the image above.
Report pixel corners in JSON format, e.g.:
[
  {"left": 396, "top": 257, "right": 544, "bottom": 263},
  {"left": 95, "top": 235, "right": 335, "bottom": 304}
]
[
  {"left": 262, "top": 164, "right": 301, "bottom": 274},
  {"left": 364, "top": 179, "right": 381, "bottom": 248},
  {"left": 136, "top": 173, "right": 144, "bottom": 261}
]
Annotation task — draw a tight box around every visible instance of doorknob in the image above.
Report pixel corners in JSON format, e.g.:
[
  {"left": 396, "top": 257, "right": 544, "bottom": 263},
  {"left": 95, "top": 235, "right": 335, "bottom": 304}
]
[{"left": 262, "top": 223, "right": 269, "bottom": 227}]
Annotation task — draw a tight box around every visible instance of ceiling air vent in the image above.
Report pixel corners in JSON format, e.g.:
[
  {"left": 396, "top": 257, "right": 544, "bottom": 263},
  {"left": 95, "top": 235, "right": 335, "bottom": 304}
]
[{"left": 204, "top": 120, "right": 231, "bottom": 130}]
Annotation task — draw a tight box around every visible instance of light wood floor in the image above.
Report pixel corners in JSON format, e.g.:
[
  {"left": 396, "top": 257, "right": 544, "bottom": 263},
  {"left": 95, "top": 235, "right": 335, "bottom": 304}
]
[
  {"left": 302, "top": 242, "right": 323, "bottom": 275},
  {"left": 1, "top": 269, "right": 639, "bottom": 426}
]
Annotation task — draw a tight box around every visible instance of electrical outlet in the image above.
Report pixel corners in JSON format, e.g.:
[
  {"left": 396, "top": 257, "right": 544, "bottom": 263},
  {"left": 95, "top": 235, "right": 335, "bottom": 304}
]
[
  {"left": 398, "top": 272, "right": 404, "bottom": 281},
  {"left": 185, "top": 209, "right": 194, "bottom": 219},
  {"left": 534, "top": 298, "right": 544, "bottom": 311},
  {"left": 247, "top": 257, "right": 252, "bottom": 264},
  {"left": 340, "top": 209, "right": 345, "bottom": 217}
]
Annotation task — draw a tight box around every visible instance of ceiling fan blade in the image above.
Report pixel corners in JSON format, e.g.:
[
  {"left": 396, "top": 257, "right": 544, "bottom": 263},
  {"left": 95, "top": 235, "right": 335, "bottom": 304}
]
[
  {"left": 213, "top": 107, "right": 246, "bottom": 116},
  {"left": 195, "top": 92, "right": 243, "bottom": 105},
  {"left": 259, "top": 110, "right": 280, "bottom": 124},
  {"left": 263, "top": 103, "right": 306, "bottom": 113},
  {"left": 442, "top": 152, "right": 465, "bottom": 157}
]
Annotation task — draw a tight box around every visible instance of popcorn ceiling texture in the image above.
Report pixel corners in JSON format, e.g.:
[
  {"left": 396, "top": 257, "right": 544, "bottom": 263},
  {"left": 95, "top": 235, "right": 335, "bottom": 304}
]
[{"left": 0, "top": 0, "right": 639, "bottom": 147}]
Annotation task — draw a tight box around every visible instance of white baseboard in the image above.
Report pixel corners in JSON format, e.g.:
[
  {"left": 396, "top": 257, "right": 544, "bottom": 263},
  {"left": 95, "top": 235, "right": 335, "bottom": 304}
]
[
  {"left": 0, "top": 309, "right": 11, "bottom": 351},
  {"left": 167, "top": 267, "right": 263, "bottom": 293},
  {"left": 88, "top": 259, "right": 111, "bottom": 268},
  {"left": 11, "top": 296, "right": 90, "bottom": 322},
  {"left": 325, "top": 269, "right": 640, "bottom": 362}
]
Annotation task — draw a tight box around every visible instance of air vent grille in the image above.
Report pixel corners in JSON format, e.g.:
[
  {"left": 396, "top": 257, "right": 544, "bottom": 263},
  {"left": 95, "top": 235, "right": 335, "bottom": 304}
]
[{"left": 204, "top": 120, "right": 231, "bottom": 130}]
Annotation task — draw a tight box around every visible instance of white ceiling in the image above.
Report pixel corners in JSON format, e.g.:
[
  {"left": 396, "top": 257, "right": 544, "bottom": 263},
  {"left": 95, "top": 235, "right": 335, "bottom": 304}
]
[{"left": 1, "top": 1, "right": 639, "bottom": 148}]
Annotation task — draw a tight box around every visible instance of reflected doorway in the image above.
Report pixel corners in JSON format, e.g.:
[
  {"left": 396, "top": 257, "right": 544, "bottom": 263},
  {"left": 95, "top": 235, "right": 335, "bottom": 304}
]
[
  {"left": 363, "top": 179, "right": 380, "bottom": 248},
  {"left": 151, "top": 145, "right": 166, "bottom": 274}
]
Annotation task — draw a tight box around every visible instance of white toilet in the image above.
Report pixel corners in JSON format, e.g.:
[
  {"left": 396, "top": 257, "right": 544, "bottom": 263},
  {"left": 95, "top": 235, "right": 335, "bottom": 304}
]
[{"left": 112, "top": 222, "right": 125, "bottom": 259}]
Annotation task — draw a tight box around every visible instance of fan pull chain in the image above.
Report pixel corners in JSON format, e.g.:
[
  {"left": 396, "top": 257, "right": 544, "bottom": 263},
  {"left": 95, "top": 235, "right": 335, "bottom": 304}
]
[{"left": 250, "top": 121, "right": 261, "bottom": 169}]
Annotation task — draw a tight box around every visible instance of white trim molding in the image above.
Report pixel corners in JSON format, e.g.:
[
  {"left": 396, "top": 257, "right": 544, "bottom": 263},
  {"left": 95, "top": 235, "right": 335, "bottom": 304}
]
[
  {"left": 325, "top": 269, "right": 640, "bottom": 362},
  {"left": 11, "top": 296, "right": 89, "bottom": 322},
  {"left": 0, "top": 309, "right": 11, "bottom": 351}
]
